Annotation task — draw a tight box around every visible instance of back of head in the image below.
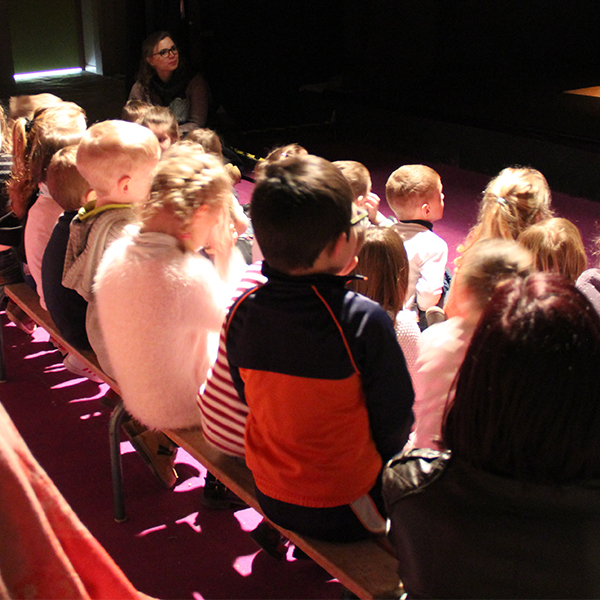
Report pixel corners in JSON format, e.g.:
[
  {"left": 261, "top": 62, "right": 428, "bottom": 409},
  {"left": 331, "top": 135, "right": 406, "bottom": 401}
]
[
  {"left": 251, "top": 154, "right": 354, "bottom": 272},
  {"left": 349, "top": 227, "right": 409, "bottom": 316},
  {"left": 518, "top": 217, "right": 587, "bottom": 282},
  {"left": 253, "top": 143, "right": 308, "bottom": 179},
  {"left": 386, "top": 164, "right": 440, "bottom": 216},
  {"left": 47, "top": 145, "right": 90, "bottom": 212},
  {"left": 76, "top": 120, "right": 160, "bottom": 196},
  {"left": 140, "top": 106, "right": 179, "bottom": 140},
  {"left": 333, "top": 160, "right": 371, "bottom": 201},
  {"left": 458, "top": 239, "right": 533, "bottom": 313},
  {"left": 8, "top": 101, "right": 86, "bottom": 218},
  {"left": 478, "top": 167, "right": 553, "bottom": 241},
  {"left": 141, "top": 142, "right": 231, "bottom": 230},
  {"left": 444, "top": 272, "right": 600, "bottom": 483},
  {"left": 185, "top": 128, "right": 223, "bottom": 157},
  {"left": 9, "top": 93, "right": 62, "bottom": 120},
  {"left": 121, "top": 99, "right": 152, "bottom": 124}
]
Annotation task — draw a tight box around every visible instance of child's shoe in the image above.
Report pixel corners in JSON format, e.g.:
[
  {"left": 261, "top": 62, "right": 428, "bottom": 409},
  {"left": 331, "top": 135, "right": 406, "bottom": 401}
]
[
  {"left": 63, "top": 353, "right": 103, "bottom": 383},
  {"left": 121, "top": 418, "right": 178, "bottom": 489},
  {"left": 250, "top": 520, "right": 288, "bottom": 560},
  {"left": 5, "top": 301, "right": 36, "bottom": 334},
  {"left": 201, "top": 471, "right": 247, "bottom": 510}
]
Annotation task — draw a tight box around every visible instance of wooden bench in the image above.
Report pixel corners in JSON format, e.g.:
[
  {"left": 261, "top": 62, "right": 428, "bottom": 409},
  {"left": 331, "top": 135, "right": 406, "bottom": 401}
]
[
  {"left": 165, "top": 426, "right": 403, "bottom": 599},
  {"left": 4, "top": 283, "right": 403, "bottom": 598},
  {"left": 2, "top": 283, "right": 131, "bottom": 521}
]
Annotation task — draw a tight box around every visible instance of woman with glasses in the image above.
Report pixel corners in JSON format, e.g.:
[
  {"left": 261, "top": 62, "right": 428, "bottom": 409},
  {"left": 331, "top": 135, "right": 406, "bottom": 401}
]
[{"left": 129, "top": 31, "right": 209, "bottom": 133}]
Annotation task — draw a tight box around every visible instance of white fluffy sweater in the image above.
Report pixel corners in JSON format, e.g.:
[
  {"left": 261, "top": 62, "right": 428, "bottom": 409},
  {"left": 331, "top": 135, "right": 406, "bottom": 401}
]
[{"left": 94, "top": 229, "right": 243, "bottom": 430}]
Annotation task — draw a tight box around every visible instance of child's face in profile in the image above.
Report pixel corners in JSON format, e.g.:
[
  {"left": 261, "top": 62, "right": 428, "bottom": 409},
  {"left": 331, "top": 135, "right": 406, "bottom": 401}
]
[
  {"left": 149, "top": 124, "right": 174, "bottom": 154},
  {"left": 426, "top": 178, "right": 445, "bottom": 222}
]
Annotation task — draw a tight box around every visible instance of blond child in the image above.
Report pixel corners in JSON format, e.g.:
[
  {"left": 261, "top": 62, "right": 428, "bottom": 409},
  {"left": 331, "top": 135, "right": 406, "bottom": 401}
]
[
  {"left": 445, "top": 166, "right": 554, "bottom": 317},
  {"left": 62, "top": 120, "right": 160, "bottom": 370},
  {"left": 408, "top": 239, "right": 533, "bottom": 451},
  {"left": 518, "top": 217, "right": 587, "bottom": 282},
  {"left": 94, "top": 145, "right": 243, "bottom": 473},
  {"left": 386, "top": 164, "right": 448, "bottom": 312},
  {"left": 333, "top": 160, "right": 392, "bottom": 226}
]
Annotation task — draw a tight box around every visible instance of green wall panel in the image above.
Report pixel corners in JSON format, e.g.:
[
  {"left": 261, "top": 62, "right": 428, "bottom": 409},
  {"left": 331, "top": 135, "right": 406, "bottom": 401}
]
[{"left": 9, "top": 0, "right": 80, "bottom": 74}]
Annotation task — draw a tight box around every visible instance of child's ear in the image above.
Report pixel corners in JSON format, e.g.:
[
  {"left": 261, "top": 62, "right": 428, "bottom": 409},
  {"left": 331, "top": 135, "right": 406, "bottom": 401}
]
[
  {"left": 338, "top": 254, "right": 358, "bottom": 276},
  {"left": 85, "top": 189, "right": 96, "bottom": 204},
  {"left": 421, "top": 202, "right": 431, "bottom": 218},
  {"left": 118, "top": 175, "right": 132, "bottom": 194}
]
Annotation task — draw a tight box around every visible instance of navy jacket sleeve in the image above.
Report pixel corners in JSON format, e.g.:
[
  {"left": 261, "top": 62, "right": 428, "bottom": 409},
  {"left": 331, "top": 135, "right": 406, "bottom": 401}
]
[{"left": 345, "top": 295, "right": 415, "bottom": 463}]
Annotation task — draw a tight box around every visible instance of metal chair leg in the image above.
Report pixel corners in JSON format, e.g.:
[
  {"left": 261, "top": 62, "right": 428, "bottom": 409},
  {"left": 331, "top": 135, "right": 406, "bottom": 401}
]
[{"left": 109, "top": 400, "right": 127, "bottom": 522}]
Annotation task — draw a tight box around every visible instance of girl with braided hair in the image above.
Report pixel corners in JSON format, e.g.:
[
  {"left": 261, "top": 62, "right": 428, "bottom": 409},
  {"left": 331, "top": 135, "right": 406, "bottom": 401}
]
[
  {"left": 94, "top": 142, "right": 245, "bottom": 433},
  {"left": 445, "top": 166, "right": 554, "bottom": 317}
]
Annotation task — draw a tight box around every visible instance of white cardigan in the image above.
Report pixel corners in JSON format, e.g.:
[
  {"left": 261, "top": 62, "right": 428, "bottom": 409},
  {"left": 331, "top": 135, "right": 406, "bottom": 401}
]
[{"left": 94, "top": 229, "right": 243, "bottom": 430}]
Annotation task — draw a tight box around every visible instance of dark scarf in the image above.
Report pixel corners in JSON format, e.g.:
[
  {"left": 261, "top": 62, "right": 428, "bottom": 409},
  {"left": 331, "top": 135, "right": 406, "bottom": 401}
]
[{"left": 148, "top": 69, "right": 189, "bottom": 106}]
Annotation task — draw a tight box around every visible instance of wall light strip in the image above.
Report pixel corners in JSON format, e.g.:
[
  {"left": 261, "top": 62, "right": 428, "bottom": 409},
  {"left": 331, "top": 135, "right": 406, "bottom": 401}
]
[{"left": 14, "top": 67, "right": 83, "bottom": 82}]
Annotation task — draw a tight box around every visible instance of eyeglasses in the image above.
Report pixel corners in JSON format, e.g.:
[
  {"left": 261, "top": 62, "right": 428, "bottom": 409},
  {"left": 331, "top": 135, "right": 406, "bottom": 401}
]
[{"left": 152, "top": 45, "right": 178, "bottom": 58}]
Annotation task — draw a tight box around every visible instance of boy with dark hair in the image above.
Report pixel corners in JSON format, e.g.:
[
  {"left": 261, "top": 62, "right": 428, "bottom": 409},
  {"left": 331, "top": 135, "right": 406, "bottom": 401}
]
[{"left": 225, "top": 154, "right": 414, "bottom": 542}]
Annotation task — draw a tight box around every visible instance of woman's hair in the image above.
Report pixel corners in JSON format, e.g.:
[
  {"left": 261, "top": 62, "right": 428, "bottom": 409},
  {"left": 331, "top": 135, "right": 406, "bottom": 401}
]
[
  {"left": 443, "top": 272, "right": 600, "bottom": 484},
  {"left": 460, "top": 167, "right": 554, "bottom": 258},
  {"left": 141, "top": 142, "right": 232, "bottom": 231},
  {"left": 8, "top": 93, "right": 62, "bottom": 120},
  {"left": 7, "top": 102, "right": 86, "bottom": 218},
  {"left": 136, "top": 31, "right": 183, "bottom": 90},
  {"left": 140, "top": 105, "right": 180, "bottom": 143},
  {"left": 518, "top": 217, "right": 587, "bottom": 282},
  {"left": 349, "top": 227, "right": 409, "bottom": 317},
  {"left": 457, "top": 239, "right": 533, "bottom": 312}
]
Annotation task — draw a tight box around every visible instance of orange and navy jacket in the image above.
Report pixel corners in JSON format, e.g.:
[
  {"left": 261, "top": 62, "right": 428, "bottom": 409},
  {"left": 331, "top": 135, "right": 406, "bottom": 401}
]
[{"left": 225, "top": 262, "right": 414, "bottom": 508}]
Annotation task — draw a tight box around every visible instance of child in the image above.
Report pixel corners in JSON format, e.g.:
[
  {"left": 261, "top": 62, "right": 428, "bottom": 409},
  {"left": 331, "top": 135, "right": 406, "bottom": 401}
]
[
  {"left": 42, "top": 145, "right": 94, "bottom": 354},
  {"left": 62, "top": 120, "right": 160, "bottom": 376},
  {"left": 225, "top": 154, "right": 414, "bottom": 542},
  {"left": 408, "top": 239, "right": 532, "bottom": 451},
  {"left": 60, "top": 120, "right": 169, "bottom": 483},
  {"left": 186, "top": 127, "right": 241, "bottom": 185},
  {"left": 386, "top": 164, "right": 448, "bottom": 312},
  {"left": 95, "top": 143, "right": 243, "bottom": 434},
  {"left": 140, "top": 105, "right": 179, "bottom": 154},
  {"left": 348, "top": 226, "right": 421, "bottom": 382},
  {"left": 333, "top": 160, "right": 391, "bottom": 226},
  {"left": 518, "top": 217, "right": 587, "bottom": 282},
  {"left": 445, "top": 166, "right": 553, "bottom": 317},
  {"left": 121, "top": 99, "right": 151, "bottom": 123},
  {"left": 23, "top": 121, "right": 86, "bottom": 309}
]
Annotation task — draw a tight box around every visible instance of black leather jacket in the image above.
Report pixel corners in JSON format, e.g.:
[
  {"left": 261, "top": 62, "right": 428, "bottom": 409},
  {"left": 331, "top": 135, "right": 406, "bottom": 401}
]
[{"left": 383, "top": 449, "right": 600, "bottom": 599}]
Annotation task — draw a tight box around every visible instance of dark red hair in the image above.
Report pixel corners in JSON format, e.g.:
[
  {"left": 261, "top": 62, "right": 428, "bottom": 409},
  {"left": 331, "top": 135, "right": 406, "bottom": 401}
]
[{"left": 444, "top": 272, "right": 600, "bottom": 483}]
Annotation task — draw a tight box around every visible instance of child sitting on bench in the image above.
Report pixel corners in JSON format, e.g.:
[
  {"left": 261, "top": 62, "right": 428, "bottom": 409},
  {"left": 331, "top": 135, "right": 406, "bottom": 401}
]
[{"left": 225, "top": 154, "right": 414, "bottom": 542}]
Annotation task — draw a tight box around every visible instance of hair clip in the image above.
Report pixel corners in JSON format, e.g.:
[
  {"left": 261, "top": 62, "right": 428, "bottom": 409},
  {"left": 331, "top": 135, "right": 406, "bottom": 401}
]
[
  {"left": 496, "top": 196, "right": 508, "bottom": 208},
  {"left": 24, "top": 118, "right": 33, "bottom": 133}
]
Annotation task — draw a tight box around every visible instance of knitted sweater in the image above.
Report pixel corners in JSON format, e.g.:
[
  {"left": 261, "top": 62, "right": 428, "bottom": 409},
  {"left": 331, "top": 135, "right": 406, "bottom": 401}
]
[{"left": 95, "top": 230, "right": 244, "bottom": 430}]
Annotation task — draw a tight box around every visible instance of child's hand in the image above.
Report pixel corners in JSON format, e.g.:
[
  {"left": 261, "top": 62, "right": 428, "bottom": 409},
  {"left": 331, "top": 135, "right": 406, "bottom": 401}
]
[{"left": 359, "top": 192, "right": 381, "bottom": 224}]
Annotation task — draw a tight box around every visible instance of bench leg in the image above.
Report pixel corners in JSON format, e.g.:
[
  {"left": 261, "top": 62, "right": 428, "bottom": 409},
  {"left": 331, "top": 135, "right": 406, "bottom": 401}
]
[{"left": 109, "top": 400, "right": 127, "bottom": 522}]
